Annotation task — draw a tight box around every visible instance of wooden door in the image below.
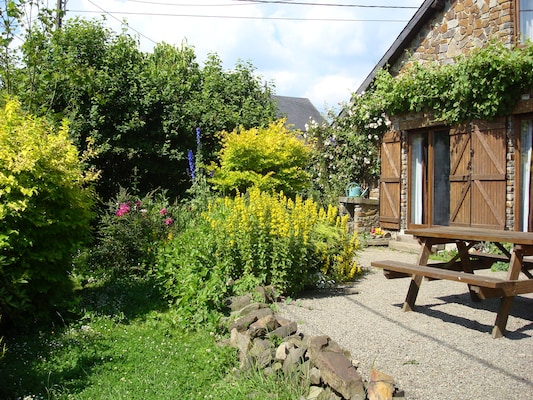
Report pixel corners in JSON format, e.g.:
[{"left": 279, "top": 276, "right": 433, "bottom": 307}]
[
  {"left": 449, "top": 120, "right": 507, "bottom": 229},
  {"left": 470, "top": 121, "right": 506, "bottom": 229},
  {"left": 379, "top": 130, "right": 401, "bottom": 229},
  {"left": 449, "top": 128, "right": 471, "bottom": 226}
]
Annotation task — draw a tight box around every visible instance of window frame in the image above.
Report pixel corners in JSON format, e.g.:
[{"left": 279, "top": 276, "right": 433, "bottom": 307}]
[
  {"left": 515, "top": 114, "right": 533, "bottom": 232},
  {"left": 407, "top": 128, "right": 450, "bottom": 229},
  {"left": 516, "top": 0, "right": 533, "bottom": 44}
]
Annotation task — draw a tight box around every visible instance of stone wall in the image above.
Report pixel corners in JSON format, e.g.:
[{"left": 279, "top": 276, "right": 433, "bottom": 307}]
[
  {"left": 224, "top": 290, "right": 404, "bottom": 399},
  {"left": 392, "top": 0, "right": 515, "bottom": 75},
  {"left": 339, "top": 197, "right": 379, "bottom": 233}
]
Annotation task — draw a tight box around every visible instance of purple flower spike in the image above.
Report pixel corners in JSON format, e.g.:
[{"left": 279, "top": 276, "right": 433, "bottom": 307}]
[
  {"left": 196, "top": 127, "right": 201, "bottom": 145},
  {"left": 188, "top": 149, "right": 196, "bottom": 180}
]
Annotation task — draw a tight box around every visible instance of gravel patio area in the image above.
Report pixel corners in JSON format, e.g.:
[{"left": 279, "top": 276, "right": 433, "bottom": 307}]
[{"left": 278, "top": 246, "right": 533, "bottom": 400}]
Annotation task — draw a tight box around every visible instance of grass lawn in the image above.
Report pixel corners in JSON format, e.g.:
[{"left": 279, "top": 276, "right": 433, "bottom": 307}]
[{"left": 0, "top": 278, "right": 309, "bottom": 399}]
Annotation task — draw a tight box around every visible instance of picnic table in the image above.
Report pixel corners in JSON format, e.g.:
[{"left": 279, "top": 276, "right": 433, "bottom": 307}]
[{"left": 371, "top": 226, "right": 533, "bottom": 338}]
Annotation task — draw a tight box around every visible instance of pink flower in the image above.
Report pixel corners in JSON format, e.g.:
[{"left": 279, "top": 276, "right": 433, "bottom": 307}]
[
  {"left": 165, "top": 218, "right": 173, "bottom": 226},
  {"left": 159, "top": 208, "right": 168, "bottom": 216},
  {"left": 116, "top": 202, "right": 131, "bottom": 217}
]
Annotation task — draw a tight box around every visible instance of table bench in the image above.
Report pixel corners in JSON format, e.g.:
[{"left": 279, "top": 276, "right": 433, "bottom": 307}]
[
  {"left": 371, "top": 260, "right": 533, "bottom": 297},
  {"left": 372, "top": 227, "right": 533, "bottom": 338}
]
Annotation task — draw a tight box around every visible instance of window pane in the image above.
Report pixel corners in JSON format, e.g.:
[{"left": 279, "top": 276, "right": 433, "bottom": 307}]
[
  {"left": 432, "top": 131, "right": 450, "bottom": 226},
  {"left": 520, "top": 0, "right": 533, "bottom": 43},
  {"left": 520, "top": 120, "right": 532, "bottom": 231},
  {"left": 410, "top": 133, "right": 427, "bottom": 224}
]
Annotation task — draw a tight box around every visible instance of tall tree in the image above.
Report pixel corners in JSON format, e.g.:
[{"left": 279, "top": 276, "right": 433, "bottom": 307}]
[{"left": 4, "top": 8, "right": 277, "bottom": 200}]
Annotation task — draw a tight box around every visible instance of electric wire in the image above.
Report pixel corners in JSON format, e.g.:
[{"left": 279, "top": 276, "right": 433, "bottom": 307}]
[
  {"left": 86, "top": 0, "right": 157, "bottom": 44},
  {"left": 70, "top": 9, "right": 409, "bottom": 23}
]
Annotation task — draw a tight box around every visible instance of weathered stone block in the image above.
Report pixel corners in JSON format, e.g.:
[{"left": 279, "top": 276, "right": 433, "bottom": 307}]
[
  {"left": 313, "top": 351, "right": 365, "bottom": 400},
  {"left": 367, "top": 368, "right": 395, "bottom": 400},
  {"left": 225, "top": 294, "right": 252, "bottom": 311},
  {"left": 249, "top": 314, "right": 280, "bottom": 338},
  {"left": 229, "top": 328, "right": 251, "bottom": 354},
  {"left": 229, "top": 307, "right": 274, "bottom": 332},
  {"left": 282, "top": 346, "right": 307, "bottom": 374},
  {"left": 249, "top": 338, "right": 274, "bottom": 369},
  {"left": 267, "top": 320, "right": 298, "bottom": 340}
]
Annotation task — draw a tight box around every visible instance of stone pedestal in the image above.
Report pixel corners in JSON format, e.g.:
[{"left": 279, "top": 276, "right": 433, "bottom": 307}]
[{"left": 338, "top": 196, "right": 379, "bottom": 234}]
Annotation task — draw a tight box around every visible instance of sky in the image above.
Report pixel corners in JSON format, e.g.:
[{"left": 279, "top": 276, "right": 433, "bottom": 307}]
[{"left": 64, "top": 0, "right": 425, "bottom": 115}]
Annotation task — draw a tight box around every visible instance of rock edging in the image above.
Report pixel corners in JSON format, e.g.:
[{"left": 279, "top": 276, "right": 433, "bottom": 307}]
[{"left": 222, "top": 288, "right": 405, "bottom": 400}]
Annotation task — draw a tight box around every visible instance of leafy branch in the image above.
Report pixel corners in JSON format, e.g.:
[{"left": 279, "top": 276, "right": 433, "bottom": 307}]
[{"left": 358, "top": 41, "right": 533, "bottom": 125}]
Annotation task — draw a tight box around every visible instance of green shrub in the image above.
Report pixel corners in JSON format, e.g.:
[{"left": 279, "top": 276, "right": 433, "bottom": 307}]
[
  {"left": 155, "top": 188, "right": 361, "bottom": 329},
  {"left": 209, "top": 119, "right": 312, "bottom": 197},
  {"left": 0, "top": 98, "right": 95, "bottom": 328},
  {"left": 82, "top": 187, "right": 183, "bottom": 279},
  {"left": 155, "top": 220, "right": 229, "bottom": 328}
]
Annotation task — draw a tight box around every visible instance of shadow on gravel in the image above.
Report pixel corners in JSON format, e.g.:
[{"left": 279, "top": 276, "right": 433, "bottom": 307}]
[
  {"left": 340, "top": 296, "right": 533, "bottom": 389},
  {"left": 397, "top": 293, "right": 533, "bottom": 340}
]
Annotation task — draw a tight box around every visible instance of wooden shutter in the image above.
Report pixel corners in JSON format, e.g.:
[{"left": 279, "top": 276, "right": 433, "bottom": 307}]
[
  {"left": 470, "top": 120, "right": 507, "bottom": 229},
  {"left": 449, "top": 121, "right": 507, "bottom": 229},
  {"left": 379, "top": 130, "right": 401, "bottom": 229},
  {"left": 449, "top": 128, "right": 471, "bottom": 226}
]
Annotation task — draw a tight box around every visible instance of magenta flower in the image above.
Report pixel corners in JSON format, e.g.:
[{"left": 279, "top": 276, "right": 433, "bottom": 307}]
[
  {"left": 159, "top": 208, "right": 168, "bottom": 216},
  {"left": 116, "top": 202, "right": 131, "bottom": 217},
  {"left": 164, "top": 218, "right": 173, "bottom": 226}
]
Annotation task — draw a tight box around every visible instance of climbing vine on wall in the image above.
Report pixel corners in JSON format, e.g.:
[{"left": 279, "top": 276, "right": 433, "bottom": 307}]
[
  {"left": 358, "top": 41, "right": 533, "bottom": 125},
  {"left": 307, "top": 41, "right": 533, "bottom": 206}
]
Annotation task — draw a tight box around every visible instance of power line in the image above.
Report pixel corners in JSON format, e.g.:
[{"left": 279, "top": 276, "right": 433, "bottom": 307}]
[
  {"left": 85, "top": 0, "right": 157, "bottom": 44},
  {"left": 232, "top": 0, "right": 419, "bottom": 9},
  {"left": 124, "top": 0, "right": 419, "bottom": 9},
  {"left": 125, "top": 0, "right": 257, "bottom": 6},
  {"left": 70, "top": 9, "right": 410, "bottom": 23}
]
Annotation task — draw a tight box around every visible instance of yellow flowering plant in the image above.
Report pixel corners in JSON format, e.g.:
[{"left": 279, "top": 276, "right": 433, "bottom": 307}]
[
  {"left": 155, "top": 188, "right": 361, "bottom": 328},
  {"left": 204, "top": 188, "right": 361, "bottom": 294}
]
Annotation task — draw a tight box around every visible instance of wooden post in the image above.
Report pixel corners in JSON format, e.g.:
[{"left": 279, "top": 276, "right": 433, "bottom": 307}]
[
  {"left": 492, "top": 246, "right": 523, "bottom": 338},
  {"left": 402, "top": 239, "right": 432, "bottom": 312}
]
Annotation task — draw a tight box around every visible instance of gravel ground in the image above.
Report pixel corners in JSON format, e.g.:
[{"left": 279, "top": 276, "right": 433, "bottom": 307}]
[{"left": 277, "top": 246, "right": 533, "bottom": 400}]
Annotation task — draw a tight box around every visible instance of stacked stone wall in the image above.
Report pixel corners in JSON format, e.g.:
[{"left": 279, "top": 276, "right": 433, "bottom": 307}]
[{"left": 392, "top": 0, "right": 515, "bottom": 75}]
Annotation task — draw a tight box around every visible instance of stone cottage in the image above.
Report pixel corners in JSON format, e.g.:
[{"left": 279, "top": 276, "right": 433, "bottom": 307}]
[{"left": 356, "top": 0, "right": 533, "bottom": 232}]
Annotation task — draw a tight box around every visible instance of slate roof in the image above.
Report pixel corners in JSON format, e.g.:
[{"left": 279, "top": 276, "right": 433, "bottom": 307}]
[{"left": 272, "top": 95, "right": 325, "bottom": 131}]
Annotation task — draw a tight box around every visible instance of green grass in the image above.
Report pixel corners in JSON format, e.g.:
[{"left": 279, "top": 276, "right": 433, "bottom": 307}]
[
  {"left": 430, "top": 247, "right": 509, "bottom": 272},
  {"left": 0, "top": 278, "right": 309, "bottom": 399}
]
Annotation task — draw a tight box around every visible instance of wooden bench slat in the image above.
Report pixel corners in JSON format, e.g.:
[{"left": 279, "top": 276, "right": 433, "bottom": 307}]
[
  {"left": 371, "top": 260, "right": 508, "bottom": 289},
  {"left": 472, "top": 279, "right": 533, "bottom": 298}
]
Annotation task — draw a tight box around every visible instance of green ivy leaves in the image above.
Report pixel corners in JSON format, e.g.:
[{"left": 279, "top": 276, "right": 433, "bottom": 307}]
[{"left": 368, "top": 41, "right": 533, "bottom": 124}]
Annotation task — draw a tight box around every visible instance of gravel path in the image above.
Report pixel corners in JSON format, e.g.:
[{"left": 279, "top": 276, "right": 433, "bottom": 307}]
[{"left": 277, "top": 246, "right": 533, "bottom": 400}]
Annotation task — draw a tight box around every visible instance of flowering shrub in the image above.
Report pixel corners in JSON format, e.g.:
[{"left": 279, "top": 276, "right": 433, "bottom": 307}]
[
  {"left": 305, "top": 105, "right": 388, "bottom": 205},
  {"left": 83, "top": 187, "right": 180, "bottom": 278},
  {"left": 155, "top": 188, "right": 361, "bottom": 328}
]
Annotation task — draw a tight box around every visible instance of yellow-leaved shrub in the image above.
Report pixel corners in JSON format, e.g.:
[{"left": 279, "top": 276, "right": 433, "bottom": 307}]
[
  {"left": 0, "top": 98, "right": 95, "bottom": 328},
  {"left": 209, "top": 119, "right": 312, "bottom": 198}
]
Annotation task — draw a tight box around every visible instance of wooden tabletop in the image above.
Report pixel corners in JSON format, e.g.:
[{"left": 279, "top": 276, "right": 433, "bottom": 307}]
[{"left": 404, "top": 226, "right": 533, "bottom": 245}]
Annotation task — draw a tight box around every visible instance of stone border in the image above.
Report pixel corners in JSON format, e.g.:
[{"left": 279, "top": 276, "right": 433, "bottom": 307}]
[{"left": 221, "top": 288, "right": 405, "bottom": 400}]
